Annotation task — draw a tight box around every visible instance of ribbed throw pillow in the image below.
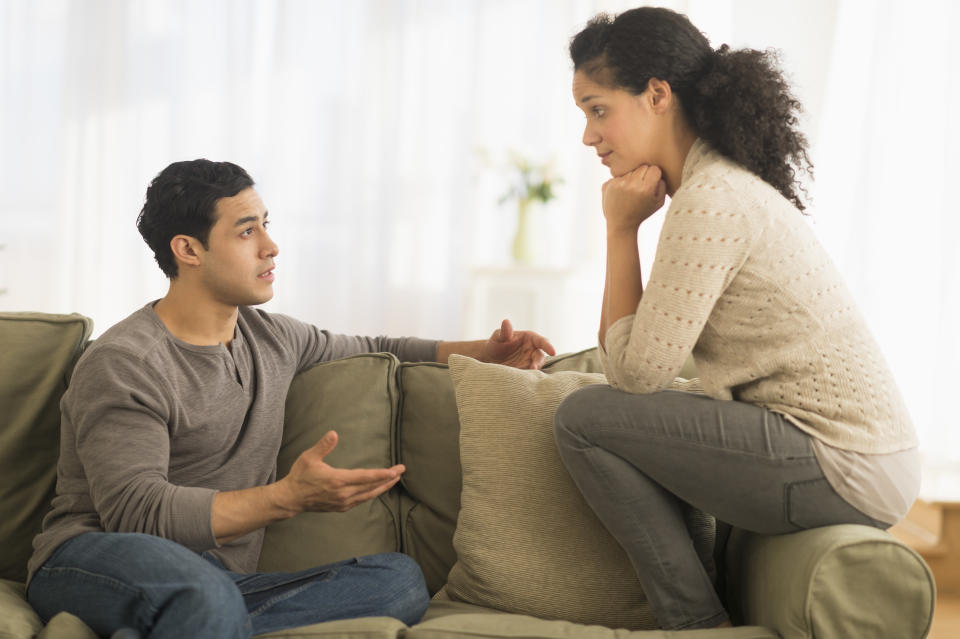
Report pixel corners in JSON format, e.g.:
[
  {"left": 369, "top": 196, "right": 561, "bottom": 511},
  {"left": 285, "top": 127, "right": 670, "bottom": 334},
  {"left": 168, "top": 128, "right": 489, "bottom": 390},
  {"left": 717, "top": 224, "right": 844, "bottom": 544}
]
[{"left": 435, "top": 355, "right": 681, "bottom": 629}]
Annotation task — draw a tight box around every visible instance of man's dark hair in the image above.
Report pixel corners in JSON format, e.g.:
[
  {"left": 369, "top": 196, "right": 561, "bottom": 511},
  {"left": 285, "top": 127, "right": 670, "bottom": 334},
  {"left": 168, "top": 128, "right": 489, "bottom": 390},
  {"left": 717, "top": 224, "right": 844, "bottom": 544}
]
[{"left": 136, "top": 159, "right": 255, "bottom": 278}]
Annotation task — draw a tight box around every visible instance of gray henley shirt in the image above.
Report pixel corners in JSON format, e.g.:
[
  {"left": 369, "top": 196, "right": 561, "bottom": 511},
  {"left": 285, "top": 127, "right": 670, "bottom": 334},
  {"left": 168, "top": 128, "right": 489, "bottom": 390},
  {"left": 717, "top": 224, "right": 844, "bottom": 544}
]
[{"left": 27, "top": 302, "right": 438, "bottom": 584}]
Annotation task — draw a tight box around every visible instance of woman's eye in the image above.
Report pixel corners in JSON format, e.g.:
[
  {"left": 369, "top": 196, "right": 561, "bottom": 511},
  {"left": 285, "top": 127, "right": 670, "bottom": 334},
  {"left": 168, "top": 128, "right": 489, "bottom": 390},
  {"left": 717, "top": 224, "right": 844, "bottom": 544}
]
[{"left": 592, "top": 107, "right": 606, "bottom": 119}]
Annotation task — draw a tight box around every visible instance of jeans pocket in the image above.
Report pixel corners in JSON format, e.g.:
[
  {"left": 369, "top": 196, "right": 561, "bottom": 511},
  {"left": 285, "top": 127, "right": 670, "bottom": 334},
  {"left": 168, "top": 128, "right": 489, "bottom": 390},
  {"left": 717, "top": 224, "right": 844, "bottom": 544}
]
[{"left": 785, "top": 477, "right": 844, "bottom": 529}]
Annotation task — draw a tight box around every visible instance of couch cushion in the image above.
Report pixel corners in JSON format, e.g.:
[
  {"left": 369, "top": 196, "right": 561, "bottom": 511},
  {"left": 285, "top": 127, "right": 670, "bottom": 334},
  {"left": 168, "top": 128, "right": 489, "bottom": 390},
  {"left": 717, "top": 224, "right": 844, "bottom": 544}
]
[
  {"left": 396, "top": 362, "right": 462, "bottom": 595},
  {"left": 436, "top": 355, "right": 660, "bottom": 629},
  {"left": 254, "top": 617, "right": 408, "bottom": 638},
  {"left": 0, "top": 312, "right": 92, "bottom": 583},
  {"left": 0, "top": 578, "right": 43, "bottom": 638},
  {"left": 258, "top": 354, "right": 403, "bottom": 572},
  {"left": 413, "top": 601, "right": 776, "bottom": 638}
]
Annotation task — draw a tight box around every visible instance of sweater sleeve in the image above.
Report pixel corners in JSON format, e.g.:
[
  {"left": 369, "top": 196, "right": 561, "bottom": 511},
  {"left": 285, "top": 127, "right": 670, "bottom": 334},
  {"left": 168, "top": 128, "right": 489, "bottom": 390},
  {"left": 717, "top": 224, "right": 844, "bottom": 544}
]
[
  {"left": 603, "top": 184, "right": 755, "bottom": 393},
  {"left": 66, "top": 347, "right": 217, "bottom": 551}
]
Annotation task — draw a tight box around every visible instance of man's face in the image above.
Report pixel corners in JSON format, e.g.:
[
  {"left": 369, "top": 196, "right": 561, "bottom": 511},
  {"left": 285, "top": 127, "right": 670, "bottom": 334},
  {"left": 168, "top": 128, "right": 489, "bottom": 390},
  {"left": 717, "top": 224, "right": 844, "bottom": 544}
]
[{"left": 197, "top": 187, "right": 278, "bottom": 307}]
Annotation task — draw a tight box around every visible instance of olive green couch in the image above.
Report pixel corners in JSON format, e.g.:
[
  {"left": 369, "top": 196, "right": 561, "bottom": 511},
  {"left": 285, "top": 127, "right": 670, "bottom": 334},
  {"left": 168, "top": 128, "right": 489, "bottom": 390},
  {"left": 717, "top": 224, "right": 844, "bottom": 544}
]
[{"left": 0, "top": 312, "right": 936, "bottom": 638}]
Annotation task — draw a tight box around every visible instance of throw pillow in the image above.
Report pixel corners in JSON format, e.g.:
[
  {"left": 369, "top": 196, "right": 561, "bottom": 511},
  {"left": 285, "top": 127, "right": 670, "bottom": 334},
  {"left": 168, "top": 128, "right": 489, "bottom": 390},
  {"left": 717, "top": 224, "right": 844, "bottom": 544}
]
[{"left": 437, "top": 355, "right": 684, "bottom": 629}]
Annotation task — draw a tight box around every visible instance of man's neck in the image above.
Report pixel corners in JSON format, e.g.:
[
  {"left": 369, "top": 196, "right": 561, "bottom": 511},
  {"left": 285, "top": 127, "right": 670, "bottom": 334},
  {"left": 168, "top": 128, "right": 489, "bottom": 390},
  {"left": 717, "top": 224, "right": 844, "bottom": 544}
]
[{"left": 153, "top": 283, "right": 239, "bottom": 346}]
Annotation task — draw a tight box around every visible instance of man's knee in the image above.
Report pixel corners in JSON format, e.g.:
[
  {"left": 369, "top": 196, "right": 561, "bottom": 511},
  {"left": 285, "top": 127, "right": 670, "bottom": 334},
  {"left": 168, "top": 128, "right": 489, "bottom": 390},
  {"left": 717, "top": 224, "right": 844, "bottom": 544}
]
[{"left": 358, "top": 553, "right": 429, "bottom": 625}]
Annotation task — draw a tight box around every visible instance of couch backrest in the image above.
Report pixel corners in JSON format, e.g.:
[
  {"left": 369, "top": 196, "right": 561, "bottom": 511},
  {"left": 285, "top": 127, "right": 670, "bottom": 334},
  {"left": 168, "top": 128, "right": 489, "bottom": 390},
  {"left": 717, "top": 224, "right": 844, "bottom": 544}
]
[
  {"left": 257, "top": 348, "right": 605, "bottom": 593},
  {"left": 0, "top": 309, "right": 605, "bottom": 592},
  {"left": 0, "top": 312, "right": 92, "bottom": 582}
]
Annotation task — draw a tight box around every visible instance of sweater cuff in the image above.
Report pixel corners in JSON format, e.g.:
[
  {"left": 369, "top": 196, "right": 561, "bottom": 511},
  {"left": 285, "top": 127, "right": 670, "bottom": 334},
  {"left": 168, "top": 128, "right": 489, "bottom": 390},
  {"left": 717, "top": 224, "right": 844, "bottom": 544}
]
[{"left": 167, "top": 485, "right": 218, "bottom": 552}]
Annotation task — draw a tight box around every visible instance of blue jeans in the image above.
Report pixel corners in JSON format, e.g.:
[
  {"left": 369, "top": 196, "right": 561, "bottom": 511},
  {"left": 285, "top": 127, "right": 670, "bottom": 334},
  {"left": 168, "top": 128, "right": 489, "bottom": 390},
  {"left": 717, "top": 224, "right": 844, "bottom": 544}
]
[
  {"left": 554, "top": 387, "right": 886, "bottom": 631},
  {"left": 27, "top": 532, "right": 429, "bottom": 638}
]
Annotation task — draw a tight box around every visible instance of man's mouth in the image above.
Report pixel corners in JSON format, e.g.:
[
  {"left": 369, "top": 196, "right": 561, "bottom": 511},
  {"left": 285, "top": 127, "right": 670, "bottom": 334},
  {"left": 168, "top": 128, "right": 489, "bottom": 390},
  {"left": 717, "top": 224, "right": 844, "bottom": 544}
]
[{"left": 258, "top": 267, "right": 275, "bottom": 281}]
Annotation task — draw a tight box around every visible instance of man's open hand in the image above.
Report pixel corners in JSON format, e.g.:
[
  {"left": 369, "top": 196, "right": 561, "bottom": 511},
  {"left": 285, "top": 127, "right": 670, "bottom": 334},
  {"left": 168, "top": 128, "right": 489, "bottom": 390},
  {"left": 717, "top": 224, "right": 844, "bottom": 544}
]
[
  {"left": 280, "top": 430, "right": 404, "bottom": 513},
  {"left": 480, "top": 319, "right": 556, "bottom": 370}
]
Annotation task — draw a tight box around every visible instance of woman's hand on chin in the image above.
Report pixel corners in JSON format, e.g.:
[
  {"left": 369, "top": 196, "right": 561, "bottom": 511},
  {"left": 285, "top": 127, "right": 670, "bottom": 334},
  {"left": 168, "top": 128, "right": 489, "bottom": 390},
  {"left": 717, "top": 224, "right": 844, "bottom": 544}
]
[{"left": 601, "top": 164, "right": 668, "bottom": 233}]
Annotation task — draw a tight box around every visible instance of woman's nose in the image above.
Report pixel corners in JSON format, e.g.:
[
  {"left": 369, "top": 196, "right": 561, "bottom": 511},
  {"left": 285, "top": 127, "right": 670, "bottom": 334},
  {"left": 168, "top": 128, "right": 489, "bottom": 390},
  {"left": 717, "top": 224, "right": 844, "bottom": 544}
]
[{"left": 582, "top": 123, "right": 600, "bottom": 147}]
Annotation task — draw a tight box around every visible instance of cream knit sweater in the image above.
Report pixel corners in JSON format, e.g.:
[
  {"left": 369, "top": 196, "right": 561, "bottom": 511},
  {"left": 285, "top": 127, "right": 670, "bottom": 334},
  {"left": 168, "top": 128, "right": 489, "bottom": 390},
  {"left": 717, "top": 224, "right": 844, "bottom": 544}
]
[{"left": 600, "top": 139, "right": 916, "bottom": 455}]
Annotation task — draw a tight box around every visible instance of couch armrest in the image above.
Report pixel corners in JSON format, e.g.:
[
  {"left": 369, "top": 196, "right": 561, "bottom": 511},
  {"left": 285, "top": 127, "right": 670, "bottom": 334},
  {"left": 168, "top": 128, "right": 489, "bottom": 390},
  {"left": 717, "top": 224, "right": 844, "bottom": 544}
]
[
  {"left": 724, "top": 524, "right": 935, "bottom": 639},
  {"left": 0, "top": 579, "right": 42, "bottom": 638}
]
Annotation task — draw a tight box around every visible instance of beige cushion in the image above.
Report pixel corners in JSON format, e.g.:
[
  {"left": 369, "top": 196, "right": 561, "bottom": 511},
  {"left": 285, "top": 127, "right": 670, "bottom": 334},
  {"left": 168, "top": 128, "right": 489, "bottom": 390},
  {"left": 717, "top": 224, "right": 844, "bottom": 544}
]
[
  {"left": 0, "top": 312, "right": 92, "bottom": 583},
  {"left": 258, "top": 354, "right": 403, "bottom": 572},
  {"left": 436, "top": 355, "right": 658, "bottom": 629},
  {"left": 397, "top": 348, "right": 611, "bottom": 595}
]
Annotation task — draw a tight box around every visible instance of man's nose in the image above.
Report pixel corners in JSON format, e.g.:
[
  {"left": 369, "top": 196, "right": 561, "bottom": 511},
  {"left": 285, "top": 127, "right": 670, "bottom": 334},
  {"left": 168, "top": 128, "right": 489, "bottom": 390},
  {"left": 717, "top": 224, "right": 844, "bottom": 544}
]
[{"left": 263, "top": 234, "right": 279, "bottom": 258}]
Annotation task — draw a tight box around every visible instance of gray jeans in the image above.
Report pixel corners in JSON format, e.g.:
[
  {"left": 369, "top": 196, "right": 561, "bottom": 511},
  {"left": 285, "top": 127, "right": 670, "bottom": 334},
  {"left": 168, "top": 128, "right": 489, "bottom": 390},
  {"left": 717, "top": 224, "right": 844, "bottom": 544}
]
[{"left": 553, "top": 386, "right": 885, "bottom": 631}]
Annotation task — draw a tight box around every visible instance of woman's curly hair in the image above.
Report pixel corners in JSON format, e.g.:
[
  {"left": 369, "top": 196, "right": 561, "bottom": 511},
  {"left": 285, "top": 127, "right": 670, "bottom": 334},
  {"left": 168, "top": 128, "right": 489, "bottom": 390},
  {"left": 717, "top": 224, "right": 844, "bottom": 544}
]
[{"left": 571, "top": 7, "right": 813, "bottom": 212}]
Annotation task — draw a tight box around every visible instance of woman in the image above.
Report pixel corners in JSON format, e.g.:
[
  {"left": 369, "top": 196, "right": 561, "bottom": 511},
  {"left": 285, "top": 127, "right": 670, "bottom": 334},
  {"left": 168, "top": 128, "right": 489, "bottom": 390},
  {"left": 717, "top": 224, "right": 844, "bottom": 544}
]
[{"left": 553, "top": 6, "right": 920, "bottom": 631}]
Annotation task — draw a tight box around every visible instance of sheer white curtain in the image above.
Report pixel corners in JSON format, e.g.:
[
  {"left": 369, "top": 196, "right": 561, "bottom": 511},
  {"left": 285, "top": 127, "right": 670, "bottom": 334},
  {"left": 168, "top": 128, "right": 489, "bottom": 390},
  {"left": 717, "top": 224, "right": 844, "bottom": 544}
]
[
  {"left": 0, "top": 0, "right": 634, "bottom": 340},
  {"left": 810, "top": 0, "right": 960, "bottom": 496},
  {"left": 1, "top": 0, "right": 956, "bottom": 494}
]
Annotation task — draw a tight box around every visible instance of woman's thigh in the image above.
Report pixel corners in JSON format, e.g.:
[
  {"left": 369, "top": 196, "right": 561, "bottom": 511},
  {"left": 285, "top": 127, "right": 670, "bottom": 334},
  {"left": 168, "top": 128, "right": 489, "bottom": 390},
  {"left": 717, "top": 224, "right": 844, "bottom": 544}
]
[{"left": 555, "top": 386, "right": 882, "bottom": 534}]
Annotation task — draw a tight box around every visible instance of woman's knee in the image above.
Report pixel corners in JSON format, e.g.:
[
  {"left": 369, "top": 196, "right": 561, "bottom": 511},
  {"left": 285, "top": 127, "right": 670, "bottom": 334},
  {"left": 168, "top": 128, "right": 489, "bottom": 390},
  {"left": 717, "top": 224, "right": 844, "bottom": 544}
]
[{"left": 554, "top": 384, "right": 609, "bottom": 445}]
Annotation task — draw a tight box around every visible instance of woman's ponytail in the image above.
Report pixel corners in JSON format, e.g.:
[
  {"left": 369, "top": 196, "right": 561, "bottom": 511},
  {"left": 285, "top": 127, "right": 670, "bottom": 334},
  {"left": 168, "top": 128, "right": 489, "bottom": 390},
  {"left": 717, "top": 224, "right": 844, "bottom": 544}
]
[{"left": 687, "top": 45, "right": 813, "bottom": 212}]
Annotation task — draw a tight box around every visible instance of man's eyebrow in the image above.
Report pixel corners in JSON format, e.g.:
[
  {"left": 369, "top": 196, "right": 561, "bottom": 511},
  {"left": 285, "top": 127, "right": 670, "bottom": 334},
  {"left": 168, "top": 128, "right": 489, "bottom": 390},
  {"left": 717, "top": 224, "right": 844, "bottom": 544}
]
[{"left": 234, "top": 211, "right": 268, "bottom": 227}]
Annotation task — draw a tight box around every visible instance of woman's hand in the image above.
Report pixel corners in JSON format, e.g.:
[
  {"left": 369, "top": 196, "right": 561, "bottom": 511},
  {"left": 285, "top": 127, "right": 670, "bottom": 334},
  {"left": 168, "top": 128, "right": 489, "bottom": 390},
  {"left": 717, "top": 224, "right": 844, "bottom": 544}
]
[{"left": 602, "top": 164, "right": 667, "bottom": 233}]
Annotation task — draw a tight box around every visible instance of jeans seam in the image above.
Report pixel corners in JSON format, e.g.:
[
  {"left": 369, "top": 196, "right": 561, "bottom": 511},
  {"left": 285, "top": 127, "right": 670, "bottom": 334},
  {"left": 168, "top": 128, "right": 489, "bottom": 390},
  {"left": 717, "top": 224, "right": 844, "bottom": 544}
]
[{"left": 248, "top": 580, "right": 318, "bottom": 618}]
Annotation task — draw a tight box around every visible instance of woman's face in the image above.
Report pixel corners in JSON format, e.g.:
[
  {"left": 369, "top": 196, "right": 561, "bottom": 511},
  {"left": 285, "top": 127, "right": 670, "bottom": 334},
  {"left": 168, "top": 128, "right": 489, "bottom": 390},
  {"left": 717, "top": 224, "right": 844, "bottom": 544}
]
[{"left": 572, "top": 69, "right": 662, "bottom": 178}]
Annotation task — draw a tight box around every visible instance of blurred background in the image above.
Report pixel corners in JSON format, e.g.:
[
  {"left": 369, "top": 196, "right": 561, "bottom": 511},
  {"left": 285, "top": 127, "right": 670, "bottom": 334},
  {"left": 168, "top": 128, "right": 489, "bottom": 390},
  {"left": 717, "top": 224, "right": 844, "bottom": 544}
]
[{"left": 1, "top": 0, "right": 957, "bottom": 498}]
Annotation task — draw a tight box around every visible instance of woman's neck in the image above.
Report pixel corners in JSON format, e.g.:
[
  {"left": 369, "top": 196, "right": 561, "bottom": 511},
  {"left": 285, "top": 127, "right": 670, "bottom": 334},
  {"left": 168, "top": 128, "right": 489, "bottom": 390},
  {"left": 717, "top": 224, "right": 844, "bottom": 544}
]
[{"left": 663, "top": 123, "right": 699, "bottom": 197}]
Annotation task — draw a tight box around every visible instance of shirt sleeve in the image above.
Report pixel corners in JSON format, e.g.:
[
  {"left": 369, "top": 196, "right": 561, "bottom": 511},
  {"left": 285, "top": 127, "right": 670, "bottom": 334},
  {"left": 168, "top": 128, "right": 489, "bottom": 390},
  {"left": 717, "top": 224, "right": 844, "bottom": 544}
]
[
  {"left": 66, "top": 346, "right": 218, "bottom": 551},
  {"left": 603, "top": 186, "right": 755, "bottom": 393},
  {"left": 262, "top": 311, "right": 439, "bottom": 371}
]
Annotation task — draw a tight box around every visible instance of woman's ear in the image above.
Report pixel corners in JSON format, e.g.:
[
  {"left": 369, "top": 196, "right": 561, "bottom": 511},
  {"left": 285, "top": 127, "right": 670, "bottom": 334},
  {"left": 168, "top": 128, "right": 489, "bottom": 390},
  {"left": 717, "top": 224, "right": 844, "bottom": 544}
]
[
  {"left": 169, "top": 235, "right": 203, "bottom": 270},
  {"left": 646, "top": 77, "right": 674, "bottom": 113}
]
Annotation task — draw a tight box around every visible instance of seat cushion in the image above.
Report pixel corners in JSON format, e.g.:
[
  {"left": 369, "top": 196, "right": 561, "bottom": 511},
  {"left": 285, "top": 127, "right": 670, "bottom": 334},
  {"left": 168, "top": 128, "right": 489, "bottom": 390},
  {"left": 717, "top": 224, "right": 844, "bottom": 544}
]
[{"left": 0, "top": 312, "right": 92, "bottom": 583}]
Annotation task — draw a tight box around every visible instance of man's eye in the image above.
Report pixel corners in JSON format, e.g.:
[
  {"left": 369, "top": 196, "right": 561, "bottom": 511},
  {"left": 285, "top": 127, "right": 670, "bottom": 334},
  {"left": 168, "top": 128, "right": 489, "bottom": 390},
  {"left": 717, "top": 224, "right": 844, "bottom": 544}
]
[{"left": 263, "top": 220, "right": 270, "bottom": 229}]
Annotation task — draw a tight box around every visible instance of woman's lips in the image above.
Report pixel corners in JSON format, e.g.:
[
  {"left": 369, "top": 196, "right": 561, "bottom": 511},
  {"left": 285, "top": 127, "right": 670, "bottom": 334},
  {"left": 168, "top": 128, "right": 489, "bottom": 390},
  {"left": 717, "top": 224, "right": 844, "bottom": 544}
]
[{"left": 599, "top": 151, "right": 612, "bottom": 165}]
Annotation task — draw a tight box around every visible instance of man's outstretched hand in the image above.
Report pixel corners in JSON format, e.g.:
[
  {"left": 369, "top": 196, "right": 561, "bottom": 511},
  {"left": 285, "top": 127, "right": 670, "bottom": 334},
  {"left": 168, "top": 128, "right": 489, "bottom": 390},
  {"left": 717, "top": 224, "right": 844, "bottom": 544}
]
[
  {"left": 281, "top": 430, "right": 404, "bottom": 514},
  {"left": 480, "top": 319, "right": 556, "bottom": 370}
]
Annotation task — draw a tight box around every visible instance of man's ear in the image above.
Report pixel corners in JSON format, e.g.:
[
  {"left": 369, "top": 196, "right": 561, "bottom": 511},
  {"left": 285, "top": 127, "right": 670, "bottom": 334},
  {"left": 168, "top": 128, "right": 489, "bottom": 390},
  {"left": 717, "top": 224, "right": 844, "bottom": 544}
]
[
  {"left": 646, "top": 77, "right": 674, "bottom": 113},
  {"left": 169, "top": 235, "right": 203, "bottom": 270}
]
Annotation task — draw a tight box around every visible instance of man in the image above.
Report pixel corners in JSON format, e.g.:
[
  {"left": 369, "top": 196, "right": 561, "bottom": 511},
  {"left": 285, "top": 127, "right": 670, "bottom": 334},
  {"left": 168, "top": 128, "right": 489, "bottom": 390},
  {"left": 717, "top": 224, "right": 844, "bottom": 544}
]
[{"left": 26, "top": 159, "right": 555, "bottom": 638}]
